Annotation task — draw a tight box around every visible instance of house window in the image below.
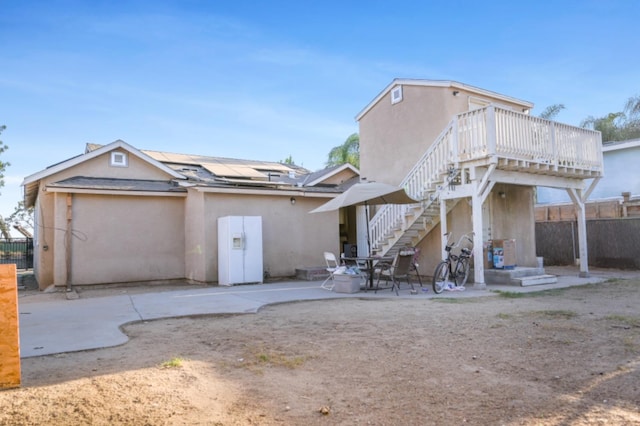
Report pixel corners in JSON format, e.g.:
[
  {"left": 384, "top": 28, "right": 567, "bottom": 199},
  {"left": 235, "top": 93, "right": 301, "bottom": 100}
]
[
  {"left": 110, "top": 151, "right": 128, "bottom": 167},
  {"left": 391, "top": 86, "right": 403, "bottom": 104}
]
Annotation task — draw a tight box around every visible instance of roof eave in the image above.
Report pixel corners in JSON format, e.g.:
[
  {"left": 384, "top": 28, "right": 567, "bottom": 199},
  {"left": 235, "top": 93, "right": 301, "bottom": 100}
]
[{"left": 305, "top": 163, "right": 360, "bottom": 187}]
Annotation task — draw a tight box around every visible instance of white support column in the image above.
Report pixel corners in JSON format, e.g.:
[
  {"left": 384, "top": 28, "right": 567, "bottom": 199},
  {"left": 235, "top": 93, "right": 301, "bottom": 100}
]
[
  {"left": 471, "top": 168, "right": 486, "bottom": 288},
  {"left": 356, "top": 205, "right": 369, "bottom": 257},
  {"left": 567, "top": 188, "right": 590, "bottom": 277},
  {"left": 440, "top": 198, "right": 448, "bottom": 260}
]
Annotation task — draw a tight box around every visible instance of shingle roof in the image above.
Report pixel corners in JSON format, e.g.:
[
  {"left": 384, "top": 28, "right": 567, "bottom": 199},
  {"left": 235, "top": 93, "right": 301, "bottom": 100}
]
[
  {"left": 24, "top": 140, "right": 359, "bottom": 207},
  {"left": 48, "top": 177, "right": 187, "bottom": 193}
]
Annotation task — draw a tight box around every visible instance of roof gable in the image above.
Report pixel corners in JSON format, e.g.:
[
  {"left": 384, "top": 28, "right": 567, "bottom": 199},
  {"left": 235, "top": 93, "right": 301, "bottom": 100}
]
[
  {"left": 355, "top": 78, "right": 534, "bottom": 121},
  {"left": 304, "top": 163, "right": 360, "bottom": 187},
  {"left": 22, "top": 140, "right": 185, "bottom": 207},
  {"left": 23, "top": 140, "right": 184, "bottom": 186}
]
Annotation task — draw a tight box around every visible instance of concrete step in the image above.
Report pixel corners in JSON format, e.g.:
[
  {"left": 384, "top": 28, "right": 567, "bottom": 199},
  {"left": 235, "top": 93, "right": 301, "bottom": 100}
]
[
  {"left": 515, "top": 274, "right": 558, "bottom": 287},
  {"left": 295, "top": 267, "right": 329, "bottom": 281},
  {"left": 484, "top": 267, "right": 545, "bottom": 285}
]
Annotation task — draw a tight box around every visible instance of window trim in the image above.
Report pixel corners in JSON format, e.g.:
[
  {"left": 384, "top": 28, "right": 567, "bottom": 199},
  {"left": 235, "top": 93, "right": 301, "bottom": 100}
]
[
  {"left": 391, "top": 86, "right": 403, "bottom": 104},
  {"left": 110, "top": 151, "right": 128, "bottom": 167}
]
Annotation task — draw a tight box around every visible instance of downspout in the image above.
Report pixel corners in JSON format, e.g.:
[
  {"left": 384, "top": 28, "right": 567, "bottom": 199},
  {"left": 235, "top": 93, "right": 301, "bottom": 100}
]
[{"left": 66, "top": 194, "right": 73, "bottom": 291}]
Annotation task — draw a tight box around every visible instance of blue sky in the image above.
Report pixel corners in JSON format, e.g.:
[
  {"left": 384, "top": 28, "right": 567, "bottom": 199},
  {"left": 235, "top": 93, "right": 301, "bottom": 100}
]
[{"left": 1, "top": 0, "right": 639, "bottom": 221}]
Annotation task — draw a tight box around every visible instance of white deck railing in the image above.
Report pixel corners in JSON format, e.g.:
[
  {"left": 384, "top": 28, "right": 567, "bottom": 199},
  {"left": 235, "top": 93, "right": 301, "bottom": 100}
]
[{"left": 369, "top": 106, "right": 603, "bottom": 253}]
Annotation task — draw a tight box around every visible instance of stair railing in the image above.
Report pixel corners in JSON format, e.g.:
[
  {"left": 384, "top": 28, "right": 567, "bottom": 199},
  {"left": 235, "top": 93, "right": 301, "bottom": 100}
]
[{"left": 369, "top": 119, "right": 457, "bottom": 252}]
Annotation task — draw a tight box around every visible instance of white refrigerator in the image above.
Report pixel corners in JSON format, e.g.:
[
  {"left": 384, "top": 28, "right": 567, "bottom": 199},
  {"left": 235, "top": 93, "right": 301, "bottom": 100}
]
[{"left": 217, "top": 216, "right": 263, "bottom": 286}]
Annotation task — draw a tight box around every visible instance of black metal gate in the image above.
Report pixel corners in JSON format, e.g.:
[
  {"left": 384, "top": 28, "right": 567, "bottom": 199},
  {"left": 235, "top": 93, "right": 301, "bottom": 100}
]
[{"left": 0, "top": 238, "right": 33, "bottom": 270}]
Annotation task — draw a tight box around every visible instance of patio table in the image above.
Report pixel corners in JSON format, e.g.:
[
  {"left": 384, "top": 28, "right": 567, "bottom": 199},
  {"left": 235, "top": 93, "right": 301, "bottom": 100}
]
[{"left": 343, "top": 256, "right": 394, "bottom": 290}]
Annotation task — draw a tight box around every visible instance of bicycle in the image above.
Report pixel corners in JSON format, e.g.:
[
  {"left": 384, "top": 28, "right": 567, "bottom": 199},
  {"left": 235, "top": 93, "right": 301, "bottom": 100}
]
[{"left": 432, "top": 232, "right": 474, "bottom": 294}]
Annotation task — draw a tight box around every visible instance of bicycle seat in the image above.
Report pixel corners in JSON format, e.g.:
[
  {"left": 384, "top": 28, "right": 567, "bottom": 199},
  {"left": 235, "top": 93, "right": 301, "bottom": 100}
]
[{"left": 461, "top": 247, "right": 472, "bottom": 255}]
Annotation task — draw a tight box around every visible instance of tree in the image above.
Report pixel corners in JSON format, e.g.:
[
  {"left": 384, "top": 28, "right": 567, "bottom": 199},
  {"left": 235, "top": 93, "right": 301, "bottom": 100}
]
[
  {"left": 281, "top": 155, "right": 295, "bottom": 165},
  {"left": 0, "top": 125, "right": 10, "bottom": 239},
  {"left": 7, "top": 201, "right": 34, "bottom": 237},
  {"left": 581, "top": 95, "right": 640, "bottom": 142},
  {"left": 326, "top": 133, "right": 359, "bottom": 168},
  {"left": 538, "top": 104, "right": 565, "bottom": 120},
  {"left": 0, "top": 125, "right": 8, "bottom": 192}
]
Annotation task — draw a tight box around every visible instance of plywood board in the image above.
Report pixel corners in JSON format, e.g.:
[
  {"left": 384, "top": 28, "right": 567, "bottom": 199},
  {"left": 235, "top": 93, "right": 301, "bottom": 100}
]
[{"left": 0, "top": 264, "right": 20, "bottom": 389}]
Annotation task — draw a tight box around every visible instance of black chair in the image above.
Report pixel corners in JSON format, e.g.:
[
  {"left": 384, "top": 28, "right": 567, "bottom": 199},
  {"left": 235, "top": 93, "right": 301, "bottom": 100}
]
[{"left": 375, "top": 250, "right": 415, "bottom": 295}]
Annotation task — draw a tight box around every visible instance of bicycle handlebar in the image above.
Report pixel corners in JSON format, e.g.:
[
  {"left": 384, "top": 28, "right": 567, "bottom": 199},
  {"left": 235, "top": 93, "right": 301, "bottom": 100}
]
[{"left": 443, "top": 232, "right": 474, "bottom": 251}]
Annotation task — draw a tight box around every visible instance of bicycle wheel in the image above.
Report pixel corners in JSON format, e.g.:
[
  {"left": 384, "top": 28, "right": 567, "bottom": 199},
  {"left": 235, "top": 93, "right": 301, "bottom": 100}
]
[
  {"left": 432, "top": 261, "right": 449, "bottom": 294},
  {"left": 454, "top": 257, "right": 470, "bottom": 287}
]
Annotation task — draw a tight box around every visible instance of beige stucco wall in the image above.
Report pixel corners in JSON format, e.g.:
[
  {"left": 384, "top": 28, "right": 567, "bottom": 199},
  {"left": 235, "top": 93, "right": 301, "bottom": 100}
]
[
  {"left": 32, "top": 149, "right": 180, "bottom": 288},
  {"left": 68, "top": 194, "right": 185, "bottom": 285},
  {"left": 187, "top": 191, "right": 338, "bottom": 283},
  {"left": 359, "top": 86, "right": 454, "bottom": 185},
  {"left": 358, "top": 85, "right": 527, "bottom": 185},
  {"left": 488, "top": 184, "right": 537, "bottom": 267},
  {"left": 184, "top": 188, "right": 207, "bottom": 282},
  {"left": 32, "top": 193, "right": 55, "bottom": 287}
]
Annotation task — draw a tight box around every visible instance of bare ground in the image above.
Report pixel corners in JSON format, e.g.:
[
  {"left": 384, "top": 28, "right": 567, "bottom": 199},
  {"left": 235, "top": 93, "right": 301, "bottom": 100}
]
[{"left": 2, "top": 277, "right": 640, "bottom": 425}]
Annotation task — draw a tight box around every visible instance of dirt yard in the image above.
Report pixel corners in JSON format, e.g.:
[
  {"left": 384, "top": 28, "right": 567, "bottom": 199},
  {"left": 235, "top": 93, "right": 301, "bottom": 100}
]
[{"left": 2, "top": 277, "right": 640, "bottom": 425}]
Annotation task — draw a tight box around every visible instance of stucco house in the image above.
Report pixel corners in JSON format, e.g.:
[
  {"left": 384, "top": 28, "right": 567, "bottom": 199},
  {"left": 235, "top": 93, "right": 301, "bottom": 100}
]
[
  {"left": 22, "top": 140, "right": 359, "bottom": 289},
  {"left": 348, "top": 79, "right": 603, "bottom": 285}
]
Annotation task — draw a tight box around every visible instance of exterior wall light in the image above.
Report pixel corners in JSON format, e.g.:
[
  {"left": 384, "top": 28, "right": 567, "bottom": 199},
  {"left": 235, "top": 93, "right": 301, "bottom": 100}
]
[
  {"left": 290, "top": 197, "right": 296, "bottom": 205},
  {"left": 453, "top": 91, "right": 460, "bottom": 96}
]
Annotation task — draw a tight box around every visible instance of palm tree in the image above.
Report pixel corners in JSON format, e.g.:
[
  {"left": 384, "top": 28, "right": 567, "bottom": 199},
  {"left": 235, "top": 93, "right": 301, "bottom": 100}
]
[
  {"left": 581, "top": 95, "right": 640, "bottom": 142},
  {"left": 538, "top": 104, "right": 565, "bottom": 120},
  {"left": 326, "top": 133, "right": 359, "bottom": 168}
]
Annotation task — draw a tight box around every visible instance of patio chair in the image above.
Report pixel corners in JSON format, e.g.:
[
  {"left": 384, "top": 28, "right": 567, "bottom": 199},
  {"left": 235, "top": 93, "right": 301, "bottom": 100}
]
[
  {"left": 320, "top": 252, "right": 340, "bottom": 290},
  {"left": 375, "top": 250, "right": 415, "bottom": 295},
  {"left": 409, "top": 247, "right": 423, "bottom": 287}
]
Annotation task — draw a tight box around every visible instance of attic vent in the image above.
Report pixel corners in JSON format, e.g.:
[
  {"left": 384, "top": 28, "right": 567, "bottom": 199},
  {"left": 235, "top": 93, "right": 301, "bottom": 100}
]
[
  {"left": 391, "top": 86, "right": 403, "bottom": 104},
  {"left": 110, "top": 151, "right": 128, "bottom": 167}
]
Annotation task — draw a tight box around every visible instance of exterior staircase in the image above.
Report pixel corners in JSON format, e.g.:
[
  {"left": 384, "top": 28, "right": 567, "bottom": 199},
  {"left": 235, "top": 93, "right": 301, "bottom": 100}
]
[
  {"left": 368, "top": 121, "right": 461, "bottom": 258},
  {"left": 369, "top": 105, "right": 603, "bottom": 260}
]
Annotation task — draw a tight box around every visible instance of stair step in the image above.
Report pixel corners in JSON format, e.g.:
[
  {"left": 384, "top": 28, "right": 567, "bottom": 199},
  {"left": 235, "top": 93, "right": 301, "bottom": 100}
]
[
  {"left": 514, "top": 274, "right": 558, "bottom": 287},
  {"left": 484, "top": 267, "right": 544, "bottom": 284}
]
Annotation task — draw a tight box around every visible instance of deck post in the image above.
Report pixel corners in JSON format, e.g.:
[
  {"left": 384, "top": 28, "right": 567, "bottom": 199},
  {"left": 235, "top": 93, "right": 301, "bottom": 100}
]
[
  {"left": 567, "top": 188, "right": 590, "bottom": 277},
  {"left": 471, "top": 167, "right": 486, "bottom": 288},
  {"left": 440, "top": 197, "right": 448, "bottom": 260}
]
